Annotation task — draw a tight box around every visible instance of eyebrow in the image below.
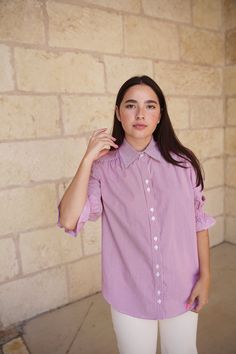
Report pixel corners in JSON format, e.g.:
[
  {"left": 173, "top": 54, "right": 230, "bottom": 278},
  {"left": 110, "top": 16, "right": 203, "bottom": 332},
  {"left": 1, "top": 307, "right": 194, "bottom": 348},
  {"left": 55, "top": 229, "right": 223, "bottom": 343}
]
[{"left": 124, "top": 99, "right": 159, "bottom": 104}]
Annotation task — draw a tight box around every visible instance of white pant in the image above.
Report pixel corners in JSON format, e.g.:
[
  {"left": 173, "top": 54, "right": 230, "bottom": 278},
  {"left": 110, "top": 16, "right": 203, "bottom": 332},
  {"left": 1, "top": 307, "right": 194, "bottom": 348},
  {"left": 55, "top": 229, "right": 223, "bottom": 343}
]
[{"left": 111, "top": 305, "right": 199, "bottom": 354}]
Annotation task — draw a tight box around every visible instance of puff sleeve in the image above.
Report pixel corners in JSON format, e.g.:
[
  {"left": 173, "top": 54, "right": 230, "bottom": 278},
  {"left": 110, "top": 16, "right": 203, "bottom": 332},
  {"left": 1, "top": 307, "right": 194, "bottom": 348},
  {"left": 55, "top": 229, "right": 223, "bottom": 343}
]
[
  {"left": 189, "top": 163, "right": 216, "bottom": 232},
  {"left": 57, "top": 160, "right": 103, "bottom": 237}
]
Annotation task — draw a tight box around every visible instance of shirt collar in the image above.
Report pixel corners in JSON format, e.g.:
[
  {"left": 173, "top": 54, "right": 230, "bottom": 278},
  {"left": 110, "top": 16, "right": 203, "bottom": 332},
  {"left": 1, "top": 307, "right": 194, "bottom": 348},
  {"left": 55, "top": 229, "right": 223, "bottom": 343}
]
[{"left": 118, "top": 135, "right": 163, "bottom": 168}]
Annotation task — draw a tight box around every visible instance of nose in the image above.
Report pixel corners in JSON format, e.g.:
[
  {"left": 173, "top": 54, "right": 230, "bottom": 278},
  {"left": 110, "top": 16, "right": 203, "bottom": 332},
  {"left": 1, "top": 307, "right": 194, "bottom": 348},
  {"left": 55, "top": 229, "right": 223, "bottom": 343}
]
[{"left": 136, "top": 106, "right": 145, "bottom": 119}]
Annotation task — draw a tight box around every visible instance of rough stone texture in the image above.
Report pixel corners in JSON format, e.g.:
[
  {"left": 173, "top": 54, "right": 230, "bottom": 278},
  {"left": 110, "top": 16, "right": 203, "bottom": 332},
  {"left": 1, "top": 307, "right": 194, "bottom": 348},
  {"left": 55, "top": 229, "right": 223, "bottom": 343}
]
[
  {"left": 154, "top": 62, "right": 222, "bottom": 96},
  {"left": 166, "top": 97, "right": 189, "bottom": 130},
  {"left": 0, "top": 239, "right": 19, "bottom": 283},
  {"left": 192, "top": 0, "right": 222, "bottom": 30},
  {"left": 124, "top": 15, "right": 179, "bottom": 60},
  {"left": 226, "top": 98, "right": 236, "bottom": 125},
  {"left": 142, "top": 0, "right": 191, "bottom": 23},
  {"left": 0, "top": 95, "right": 60, "bottom": 140},
  {"left": 104, "top": 55, "right": 153, "bottom": 93},
  {"left": 189, "top": 97, "right": 224, "bottom": 128},
  {"left": 225, "top": 127, "right": 236, "bottom": 155},
  {"left": 223, "top": 0, "right": 236, "bottom": 30},
  {"left": 0, "top": 45, "right": 14, "bottom": 92},
  {"left": 14, "top": 48, "right": 105, "bottom": 93},
  {"left": 226, "top": 29, "right": 236, "bottom": 64},
  {"left": 179, "top": 26, "right": 224, "bottom": 65},
  {"left": 61, "top": 94, "right": 116, "bottom": 134},
  {"left": 0, "top": 138, "right": 88, "bottom": 188},
  {"left": 225, "top": 157, "right": 236, "bottom": 187},
  {"left": 0, "top": 0, "right": 44, "bottom": 44},
  {"left": 0, "top": 184, "right": 57, "bottom": 236},
  {"left": 19, "top": 227, "right": 83, "bottom": 274},
  {"left": 0, "top": 266, "right": 68, "bottom": 327},
  {"left": 178, "top": 128, "right": 224, "bottom": 160},
  {"left": 224, "top": 66, "right": 236, "bottom": 95},
  {"left": 68, "top": 254, "right": 101, "bottom": 301},
  {"left": 47, "top": 2, "right": 123, "bottom": 53}
]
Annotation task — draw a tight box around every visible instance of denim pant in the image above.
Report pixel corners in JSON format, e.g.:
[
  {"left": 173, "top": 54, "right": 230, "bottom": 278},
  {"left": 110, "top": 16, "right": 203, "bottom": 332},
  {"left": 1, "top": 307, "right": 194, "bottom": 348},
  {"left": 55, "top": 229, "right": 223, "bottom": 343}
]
[{"left": 111, "top": 305, "right": 199, "bottom": 354}]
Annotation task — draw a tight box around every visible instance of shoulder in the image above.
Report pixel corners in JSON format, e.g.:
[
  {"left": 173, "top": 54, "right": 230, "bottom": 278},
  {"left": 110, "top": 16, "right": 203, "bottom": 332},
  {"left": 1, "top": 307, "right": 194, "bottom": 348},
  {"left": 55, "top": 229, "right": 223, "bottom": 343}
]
[{"left": 95, "top": 149, "right": 119, "bottom": 165}]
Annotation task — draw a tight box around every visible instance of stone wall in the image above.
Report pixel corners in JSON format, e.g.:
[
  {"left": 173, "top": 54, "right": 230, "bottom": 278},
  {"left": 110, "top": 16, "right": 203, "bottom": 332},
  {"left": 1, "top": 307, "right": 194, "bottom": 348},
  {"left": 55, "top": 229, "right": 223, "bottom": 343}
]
[{"left": 0, "top": 0, "right": 235, "bottom": 329}]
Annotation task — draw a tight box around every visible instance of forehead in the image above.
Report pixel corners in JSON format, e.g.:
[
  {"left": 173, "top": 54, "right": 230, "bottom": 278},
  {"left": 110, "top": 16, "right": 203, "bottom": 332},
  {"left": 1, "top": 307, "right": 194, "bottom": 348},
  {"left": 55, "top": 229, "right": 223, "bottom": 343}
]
[{"left": 122, "top": 84, "right": 158, "bottom": 101}]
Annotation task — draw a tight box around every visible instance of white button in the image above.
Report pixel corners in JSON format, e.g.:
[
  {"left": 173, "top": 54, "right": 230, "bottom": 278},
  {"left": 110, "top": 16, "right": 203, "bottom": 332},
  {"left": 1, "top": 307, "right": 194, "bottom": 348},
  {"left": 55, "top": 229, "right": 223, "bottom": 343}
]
[
  {"left": 145, "top": 179, "right": 149, "bottom": 184},
  {"left": 154, "top": 237, "right": 158, "bottom": 241},
  {"left": 157, "top": 299, "right": 162, "bottom": 304},
  {"left": 156, "top": 272, "right": 160, "bottom": 277},
  {"left": 147, "top": 187, "right": 150, "bottom": 192},
  {"left": 157, "top": 290, "right": 161, "bottom": 295},
  {"left": 150, "top": 207, "right": 154, "bottom": 212},
  {"left": 140, "top": 153, "right": 144, "bottom": 157},
  {"left": 156, "top": 264, "right": 159, "bottom": 268},
  {"left": 154, "top": 245, "right": 158, "bottom": 250},
  {"left": 151, "top": 216, "right": 155, "bottom": 221}
]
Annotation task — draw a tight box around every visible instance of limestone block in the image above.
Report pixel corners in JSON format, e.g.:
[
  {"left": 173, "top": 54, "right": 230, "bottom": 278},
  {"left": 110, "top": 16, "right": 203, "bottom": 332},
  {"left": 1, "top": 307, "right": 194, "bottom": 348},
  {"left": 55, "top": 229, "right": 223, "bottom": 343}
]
[
  {"left": 180, "top": 26, "right": 224, "bottom": 65},
  {"left": 142, "top": 0, "right": 191, "bottom": 23},
  {"left": 226, "top": 157, "right": 236, "bottom": 187},
  {"left": 14, "top": 48, "right": 105, "bottom": 93},
  {"left": 223, "top": 0, "right": 236, "bottom": 31},
  {"left": 203, "top": 158, "right": 224, "bottom": 188},
  {"left": 225, "top": 127, "right": 236, "bottom": 155},
  {"left": 225, "top": 187, "right": 236, "bottom": 216},
  {"left": 178, "top": 128, "right": 224, "bottom": 160},
  {"left": 124, "top": 15, "right": 179, "bottom": 60},
  {"left": 0, "top": 95, "right": 60, "bottom": 140},
  {"left": 81, "top": 0, "right": 141, "bottom": 13},
  {"left": 47, "top": 2, "right": 122, "bottom": 53},
  {"left": 165, "top": 97, "right": 189, "bottom": 129},
  {"left": 226, "top": 98, "right": 236, "bottom": 125},
  {"left": 19, "top": 227, "right": 83, "bottom": 274},
  {"left": 224, "top": 66, "right": 236, "bottom": 95},
  {"left": 0, "top": 184, "right": 57, "bottom": 236},
  {"left": 0, "top": 238, "right": 19, "bottom": 283},
  {"left": 0, "top": 266, "right": 67, "bottom": 327},
  {"left": 104, "top": 55, "right": 153, "bottom": 93},
  {"left": 0, "top": 0, "right": 44, "bottom": 44},
  {"left": 62, "top": 95, "right": 115, "bottom": 134},
  {"left": 190, "top": 97, "right": 224, "bottom": 128},
  {"left": 0, "top": 138, "right": 87, "bottom": 188},
  {"left": 154, "top": 62, "right": 222, "bottom": 96},
  {"left": 192, "top": 0, "right": 222, "bottom": 30},
  {"left": 225, "top": 216, "right": 236, "bottom": 243},
  {"left": 0, "top": 45, "right": 14, "bottom": 92},
  {"left": 209, "top": 216, "right": 224, "bottom": 246},
  {"left": 226, "top": 29, "right": 236, "bottom": 64},
  {"left": 68, "top": 254, "right": 101, "bottom": 301}
]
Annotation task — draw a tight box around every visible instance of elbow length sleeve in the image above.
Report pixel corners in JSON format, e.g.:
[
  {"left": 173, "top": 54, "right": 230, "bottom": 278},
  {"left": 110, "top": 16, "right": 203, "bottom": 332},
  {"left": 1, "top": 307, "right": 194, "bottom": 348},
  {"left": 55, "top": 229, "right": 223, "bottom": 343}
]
[
  {"left": 57, "top": 160, "right": 103, "bottom": 237},
  {"left": 189, "top": 164, "right": 216, "bottom": 232}
]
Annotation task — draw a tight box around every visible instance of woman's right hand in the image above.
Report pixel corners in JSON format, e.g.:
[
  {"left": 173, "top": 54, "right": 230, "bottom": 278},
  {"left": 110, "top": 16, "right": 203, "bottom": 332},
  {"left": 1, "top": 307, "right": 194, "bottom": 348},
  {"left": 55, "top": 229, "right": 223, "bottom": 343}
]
[{"left": 84, "top": 128, "right": 119, "bottom": 162}]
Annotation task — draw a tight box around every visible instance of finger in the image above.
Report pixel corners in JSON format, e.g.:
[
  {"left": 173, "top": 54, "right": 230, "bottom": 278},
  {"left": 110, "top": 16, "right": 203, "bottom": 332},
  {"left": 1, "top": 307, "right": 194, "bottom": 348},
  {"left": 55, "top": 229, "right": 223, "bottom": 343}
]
[{"left": 93, "top": 128, "right": 108, "bottom": 136}]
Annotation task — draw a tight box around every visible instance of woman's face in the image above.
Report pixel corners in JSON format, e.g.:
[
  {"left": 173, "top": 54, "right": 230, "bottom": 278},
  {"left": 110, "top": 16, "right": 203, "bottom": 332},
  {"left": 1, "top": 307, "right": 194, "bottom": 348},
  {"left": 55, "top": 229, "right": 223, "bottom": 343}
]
[{"left": 116, "top": 84, "right": 161, "bottom": 141}]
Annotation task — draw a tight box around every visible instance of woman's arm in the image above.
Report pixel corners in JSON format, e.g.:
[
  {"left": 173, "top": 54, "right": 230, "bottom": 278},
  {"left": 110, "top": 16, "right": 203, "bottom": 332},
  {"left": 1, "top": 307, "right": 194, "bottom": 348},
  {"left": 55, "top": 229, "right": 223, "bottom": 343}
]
[
  {"left": 197, "top": 229, "right": 211, "bottom": 280},
  {"left": 186, "top": 229, "right": 211, "bottom": 312}
]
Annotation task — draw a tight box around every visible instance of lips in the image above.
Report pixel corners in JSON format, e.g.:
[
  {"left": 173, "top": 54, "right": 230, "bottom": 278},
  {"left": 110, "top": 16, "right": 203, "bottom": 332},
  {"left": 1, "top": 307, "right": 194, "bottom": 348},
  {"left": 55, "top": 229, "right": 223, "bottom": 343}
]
[{"left": 133, "top": 124, "right": 147, "bottom": 127}]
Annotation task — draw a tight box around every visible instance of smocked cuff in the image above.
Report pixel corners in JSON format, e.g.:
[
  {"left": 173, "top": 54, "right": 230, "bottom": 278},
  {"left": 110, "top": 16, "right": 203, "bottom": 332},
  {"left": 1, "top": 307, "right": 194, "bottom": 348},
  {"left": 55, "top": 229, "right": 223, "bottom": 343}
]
[
  {"left": 195, "top": 213, "right": 216, "bottom": 232},
  {"left": 57, "top": 198, "right": 91, "bottom": 237}
]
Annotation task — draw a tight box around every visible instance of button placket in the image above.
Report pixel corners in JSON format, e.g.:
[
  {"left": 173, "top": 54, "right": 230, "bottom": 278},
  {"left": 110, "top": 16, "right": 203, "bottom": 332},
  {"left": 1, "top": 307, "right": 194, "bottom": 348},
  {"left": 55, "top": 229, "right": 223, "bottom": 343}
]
[{"left": 139, "top": 155, "right": 162, "bottom": 310}]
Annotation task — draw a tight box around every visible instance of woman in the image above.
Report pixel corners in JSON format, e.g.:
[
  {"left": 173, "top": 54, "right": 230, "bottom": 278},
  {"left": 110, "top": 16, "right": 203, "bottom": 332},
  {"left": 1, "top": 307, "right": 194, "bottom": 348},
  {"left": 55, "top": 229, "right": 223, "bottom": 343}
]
[{"left": 57, "top": 75, "right": 216, "bottom": 354}]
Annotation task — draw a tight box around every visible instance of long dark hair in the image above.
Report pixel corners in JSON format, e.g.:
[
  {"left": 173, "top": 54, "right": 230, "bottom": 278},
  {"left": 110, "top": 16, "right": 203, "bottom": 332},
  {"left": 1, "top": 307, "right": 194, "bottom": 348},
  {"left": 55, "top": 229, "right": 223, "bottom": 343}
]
[{"left": 110, "top": 75, "right": 204, "bottom": 191}]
